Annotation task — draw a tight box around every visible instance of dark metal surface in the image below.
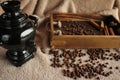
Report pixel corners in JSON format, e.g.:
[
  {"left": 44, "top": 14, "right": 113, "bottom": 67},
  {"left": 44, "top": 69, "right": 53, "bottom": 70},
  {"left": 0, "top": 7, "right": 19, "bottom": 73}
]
[{"left": 0, "top": 1, "right": 38, "bottom": 67}]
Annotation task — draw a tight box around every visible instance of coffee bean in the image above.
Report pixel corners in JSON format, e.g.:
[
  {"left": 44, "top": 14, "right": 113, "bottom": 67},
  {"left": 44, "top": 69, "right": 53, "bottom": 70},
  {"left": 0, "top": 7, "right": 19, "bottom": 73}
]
[
  {"left": 85, "top": 75, "right": 88, "bottom": 79},
  {"left": 109, "top": 53, "right": 114, "bottom": 56},
  {"left": 115, "top": 67, "right": 119, "bottom": 69},
  {"left": 105, "top": 54, "right": 108, "bottom": 56},
  {"left": 92, "top": 63, "right": 95, "bottom": 65},
  {"left": 105, "top": 62, "right": 109, "bottom": 65},
  {"left": 96, "top": 77, "right": 100, "bottom": 80},
  {"left": 73, "top": 76, "right": 77, "bottom": 80},
  {"left": 50, "top": 59, "right": 53, "bottom": 61},
  {"left": 96, "top": 61, "right": 99, "bottom": 64},
  {"left": 84, "top": 60, "right": 89, "bottom": 62},
  {"left": 109, "top": 58, "right": 113, "bottom": 60},
  {"left": 105, "top": 50, "right": 110, "bottom": 52},
  {"left": 109, "top": 67, "right": 112, "bottom": 69},
  {"left": 109, "top": 71, "right": 113, "bottom": 74},
  {"left": 50, "top": 64, "right": 56, "bottom": 68},
  {"left": 106, "top": 57, "right": 109, "bottom": 60}
]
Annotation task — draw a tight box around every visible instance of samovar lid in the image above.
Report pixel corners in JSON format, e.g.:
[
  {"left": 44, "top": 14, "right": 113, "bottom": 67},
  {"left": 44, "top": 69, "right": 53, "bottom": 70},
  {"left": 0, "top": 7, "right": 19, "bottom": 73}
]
[{"left": 0, "top": 1, "right": 29, "bottom": 29}]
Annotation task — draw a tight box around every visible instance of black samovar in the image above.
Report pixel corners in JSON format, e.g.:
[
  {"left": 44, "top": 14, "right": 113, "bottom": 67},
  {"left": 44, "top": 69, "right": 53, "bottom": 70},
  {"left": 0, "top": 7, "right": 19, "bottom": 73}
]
[{"left": 0, "top": 1, "right": 38, "bottom": 67}]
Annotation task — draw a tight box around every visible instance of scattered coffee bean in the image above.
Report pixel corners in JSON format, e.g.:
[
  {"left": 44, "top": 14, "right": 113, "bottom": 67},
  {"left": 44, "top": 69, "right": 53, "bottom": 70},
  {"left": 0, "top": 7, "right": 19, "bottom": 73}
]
[
  {"left": 110, "top": 58, "right": 113, "bottom": 60},
  {"left": 96, "top": 61, "right": 99, "bottom": 64},
  {"left": 92, "top": 63, "right": 95, "bottom": 65},
  {"left": 115, "top": 67, "right": 119, "bottom": 69},
  {"left": 105, "top": 62, "right": 109, "bottom": 65},
  {"left": 50, "top": 59, "right": 53, "bottom": 61},
  {"left": 109, "top": 67, "right": 112, "bottom": 69},
  {"left": 106, "top": 57, "right": 109, "bottom": 60},
  {"left": 96, "top": 77, "right": 100, "bottom": 80},
  {"left": 105, "top": 50, "right": 110, "bottom": 52},
  {"left": 109, "top": 71, "right": 113, "bottom": 74}
]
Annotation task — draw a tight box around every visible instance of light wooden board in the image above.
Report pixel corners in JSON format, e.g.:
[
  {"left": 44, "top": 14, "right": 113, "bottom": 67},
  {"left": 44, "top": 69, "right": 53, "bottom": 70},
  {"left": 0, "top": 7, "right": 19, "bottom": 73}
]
[{"left": 51, "top": 35, "right": 120, "bottom": 48}]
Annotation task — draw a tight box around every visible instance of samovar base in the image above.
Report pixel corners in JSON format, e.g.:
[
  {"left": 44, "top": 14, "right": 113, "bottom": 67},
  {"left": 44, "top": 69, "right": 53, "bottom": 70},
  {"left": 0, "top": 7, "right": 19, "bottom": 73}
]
[{"left": 6, "top": 47, "right": 36, "bottom": 67}]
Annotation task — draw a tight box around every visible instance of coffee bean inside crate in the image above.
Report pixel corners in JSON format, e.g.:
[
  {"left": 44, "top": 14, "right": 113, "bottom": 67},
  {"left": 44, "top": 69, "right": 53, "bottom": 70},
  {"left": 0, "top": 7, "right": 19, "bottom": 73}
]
[{"left": 50, "top": 13, "right": 120, "bottom": 48}]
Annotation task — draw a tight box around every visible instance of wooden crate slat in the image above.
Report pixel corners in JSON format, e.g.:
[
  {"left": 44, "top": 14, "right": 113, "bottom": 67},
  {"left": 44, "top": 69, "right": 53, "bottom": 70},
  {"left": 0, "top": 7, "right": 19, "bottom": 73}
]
[
  {"left": 53, "top": 13, "right": 104, "bottom": 20},
  {"left": 51, "top": 35, "right": 120, "bottom": 48}
]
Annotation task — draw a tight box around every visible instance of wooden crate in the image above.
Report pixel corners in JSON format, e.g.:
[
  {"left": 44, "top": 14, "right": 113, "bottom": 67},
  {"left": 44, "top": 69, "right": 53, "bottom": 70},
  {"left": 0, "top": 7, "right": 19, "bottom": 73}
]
[{"left": 49, "top": 13, "right": 120, "bottom": 48}]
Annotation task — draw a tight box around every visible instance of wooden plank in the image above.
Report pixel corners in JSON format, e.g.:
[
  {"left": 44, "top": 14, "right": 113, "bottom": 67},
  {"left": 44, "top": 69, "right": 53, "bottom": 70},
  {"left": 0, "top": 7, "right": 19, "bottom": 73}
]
[
  {"left": 109, "top": 27, "right": 115, "bottom": 35},
  {"left": 104, "top": 25, "right": 110, "bottom": 35},
  {"left": 89, "top": 19, "right": 101, "bottom": 30},
  {"left": 53, "top": 13, "right": 103, "bottom": 20},
  {"left": 50, "top": 14, "right": 54, "bottom": 39},
  {"left": 51, "top": 35, "right": 120, "bottom": 48},
  {"left": 53, "top": 18, "right": 100, "bottom": 21},
  {"left": 53, "top": 14, "right": 102, "bottom": 21}
]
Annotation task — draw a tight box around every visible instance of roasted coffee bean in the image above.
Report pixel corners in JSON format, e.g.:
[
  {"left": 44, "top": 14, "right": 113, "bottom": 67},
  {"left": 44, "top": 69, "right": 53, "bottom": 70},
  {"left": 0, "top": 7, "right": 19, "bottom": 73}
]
[
  {"left": 84, "top": 60, "right": 89, "bottom": 62},
  {"left": 96, "top": 61, "right": 99, "bottom": 64},
  {"left": 62, "top": 69, "right": 67, "bottom": 76},
  {"left": 92, "top": 63, "right": 95, "bottom": 65},
  {"left": 109, "top": 71, "right": 113, "bottom": 74},
  {"left": 104, "top": 54, "right": 108, "bottom": 56},
  {"left": 73, "top": 76, "right": 77, "bottom": 80},
  {"left": 104, "top": 73, "right": 109, "bottom": 77},
  {"left": 115, "top": 67, "right": 119, "bottom": 69},
  {"left": 109, "top": 58, "right": 113, "bottom": 60},
  {"left": 109, "top": 67, "right": 112, "bottom": 69},
  {"left": 105, "top": 62, "right": 109, "bottom": 65},
  {"left": 105, "top": 50, "right": 110, "bottom": 52},
  {"left": 85, "top": 75, "right": 88, "bottom": 79},
  {"left": 79, "top": 61, "right": 82, "bottom": 64},
  {"left": 50, "top": 58, "right": 53, "bottom": 61},
  {"left": 96, "top": 77, "right": 100, "bottom": 80},
  {"left": 59, "top": 54, "right": 63, "bottom": 58},
  {"left": 109, "top": 53, "right": 114, "bottom": 56},
  {"left": 50, "top": 63, "right": 56, "bottom": 68},
  {"left": 106, "top": 57, "right": 109, "bottom": 60}
]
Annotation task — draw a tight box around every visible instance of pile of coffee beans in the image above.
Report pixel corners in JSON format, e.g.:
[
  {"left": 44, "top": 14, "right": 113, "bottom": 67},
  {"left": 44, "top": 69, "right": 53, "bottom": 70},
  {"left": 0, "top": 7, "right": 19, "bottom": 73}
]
[
  {"left": 53, "top": 21, "right": 104, "bottom": 35},
  {"left": 48, "top": 48, "right": 120, "bottom": 80}
]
